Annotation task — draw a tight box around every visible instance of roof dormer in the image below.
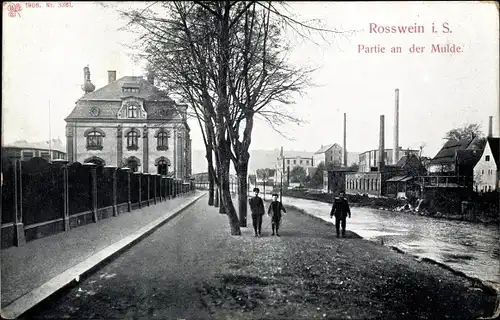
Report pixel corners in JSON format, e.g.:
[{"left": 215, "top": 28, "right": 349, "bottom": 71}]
[{"left": 122, "top": 82, "right": 140, "bottom": 94}]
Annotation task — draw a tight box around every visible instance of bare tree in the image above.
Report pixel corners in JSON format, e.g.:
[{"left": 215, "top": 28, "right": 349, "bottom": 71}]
[{"left": 116, "top": 1, "right": 349, "bottom": 235}]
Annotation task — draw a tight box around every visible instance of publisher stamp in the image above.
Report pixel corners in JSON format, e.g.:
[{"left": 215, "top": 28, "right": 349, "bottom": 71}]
[{"left": 7, "top": 1, "right": 73, "bottom": 17}]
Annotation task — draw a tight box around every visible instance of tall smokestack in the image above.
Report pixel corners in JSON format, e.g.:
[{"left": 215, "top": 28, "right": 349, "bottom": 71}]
[
  {"left": 393, "top": 88, "right": 399, "bottom": 164},
  {"left": 343, "top": 113, "right": 347, "bottom": 166},
  {"left": 488, "top": 116, "right": 493, "bottom": 137},
  {"left": 379, "top": 115, "right": 385, "bottom": 171},
  {"left": 108, "top": 70, "right": 116, "bottom": 84}
]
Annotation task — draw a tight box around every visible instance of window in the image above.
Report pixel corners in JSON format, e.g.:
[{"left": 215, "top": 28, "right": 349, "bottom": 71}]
[
  {"left": 123, "top": 88, "right": 139, "bottom": 94},
  {"left": 127, "top": 131, "right": 139, "bottom": 150},
  {"left": 40, "top": 152, "right": 50, "bottom": 161},
  {"left": 306, "top": 160, "right": 309, "bottom": 165},
  {"left": 23, "top": 151, "right": 34, "bottom": 161},
  {"left": 485, "top": 155, "right": 490, "bottom": 161},
  {"left": 157, "top": 160, "right": 168, "bottom": 175},
  {"left": 86, "top": 131, "right": 103, "bottom": 150},
  {"left": 157, "top": 131, "right": 168, "bottom": 151},
  {"left": 482, "top": 169, "right": 484, "bottom": 174},
  {"left": 300, "top": 160, "right": 303, "bottom": 165},
  {"left": 287, "top": 160, "right": 290, "bottom": 164},
  {"left": 128, "top": 105, "right": 139, "bottom": 118},
  {"left": 293, "top": 160, "right": 296, "bottom": 165},
  {"left": 127, "top": 159, "right": 139, "bottom": 172}
]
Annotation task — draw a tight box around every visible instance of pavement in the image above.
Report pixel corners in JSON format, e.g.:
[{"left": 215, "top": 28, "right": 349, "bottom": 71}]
[
  {"left": 0, "top": 191, "right": 205, "bottom": 319},
  {"left": 20, "top": 196, "right": 497, "bottom": 320}
]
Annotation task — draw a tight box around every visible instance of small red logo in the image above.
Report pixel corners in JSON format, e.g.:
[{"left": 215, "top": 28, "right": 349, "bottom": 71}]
[{"left": 7, "top": 3, "right": 22, "bottom": 18}]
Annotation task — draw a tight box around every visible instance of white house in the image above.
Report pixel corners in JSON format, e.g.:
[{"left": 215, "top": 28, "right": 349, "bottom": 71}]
[{"left": 473, "top": 137, "right": 499, "bottom": 192}]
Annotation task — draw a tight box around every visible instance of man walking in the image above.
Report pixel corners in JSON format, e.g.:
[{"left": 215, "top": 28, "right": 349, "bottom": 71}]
[
  {"left": 268, "top": 193, "right": 286, "bottom": 236},
  {"left": 249, "top": 187, "right": 265, "bottom": 237},
  {"left": 330, "top": 191, "right": 351, "bottom": 238}
]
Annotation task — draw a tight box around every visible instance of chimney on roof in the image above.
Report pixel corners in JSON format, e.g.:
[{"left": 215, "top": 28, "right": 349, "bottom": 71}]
[
  {"left": 108, "top": 70, "right": 116, "bottom": 84},
  {"left": 378, "top": 115, "right": 385, "bottom": 171},
  {"left": 488, "top": 116, "right": 493, "bottom": 137},
  {"left": 393, "top": 88, "right": 399, "bottom": 165}
]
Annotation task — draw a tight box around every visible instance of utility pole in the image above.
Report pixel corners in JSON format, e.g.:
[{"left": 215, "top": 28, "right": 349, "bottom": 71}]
[
  {"left": 280, "top": 147, "right": 284, "bottom": 203},
  {"left": 48, "top": 99, "right": 52, "bottom": 161}
]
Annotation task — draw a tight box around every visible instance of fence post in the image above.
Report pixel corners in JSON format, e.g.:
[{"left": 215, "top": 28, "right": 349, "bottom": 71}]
[
  {"left": 153, "top": 174, "right": 157, "bottom": 205},
  {"left": 13, "top": 160, "right": 26, "bottom": 246},
  {"left": 137, "top": 172, "right": 142, "bottom": 209},
  {"left": 146, "top": 174, "right": 151, "bottom": 206},
  {"left": 53, "top": 159, "right": 70, "bottom": 231},
  {"left": 84, "top": 163, "right": 98, "bottom": 223},
  {"left": 111, "top": 167, "right": 118, "bottom": 216},
  {"left": 123, "top": 168, "right": 132, "bottom": 212}
]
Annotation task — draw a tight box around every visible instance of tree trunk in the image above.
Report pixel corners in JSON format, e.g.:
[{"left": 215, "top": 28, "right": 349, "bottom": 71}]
[
  {"left": 214, "top": 187, "right": 219, "bottom": 207},
  {"left": 237, "top": 169, "right": 248, "bottom": 227},
  {"left": 206, "top": 151, "right": 215, "bottom": 206}
]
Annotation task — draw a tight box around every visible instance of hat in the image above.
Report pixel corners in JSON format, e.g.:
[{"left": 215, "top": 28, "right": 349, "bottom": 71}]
[
  {"left": 253, "top": 187, "right": 260, "bottom": 192},
  {"left": 272, "top": 193, "right": 279, "bottom": 197}
]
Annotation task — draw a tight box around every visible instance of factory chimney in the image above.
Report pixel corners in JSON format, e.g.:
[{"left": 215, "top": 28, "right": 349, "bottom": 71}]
[
  {"left": 343, "top": 113, "right": 347, "bottom": 166},
  {"left": 488, "top": 116, "right": 493, "bottom": 137},
  {"left": 378, "top": 115, "right": 385, "bottom": 171},
  {"left": 393, "top": 88, "right": 399, "bottom": 164}
]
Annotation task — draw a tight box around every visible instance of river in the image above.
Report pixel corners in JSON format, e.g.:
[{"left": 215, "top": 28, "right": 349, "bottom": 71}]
[{"left": 275, "top": 195, "right": 500, "bottom": 284}]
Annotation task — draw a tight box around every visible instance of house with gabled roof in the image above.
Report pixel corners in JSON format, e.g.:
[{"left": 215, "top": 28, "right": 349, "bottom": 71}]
[
  {"left": 65, "top": 66, "right": 191, "bottom": 179},
  {"left": 313, "top": 143, "right": 343, "bottom": 168},
  {"left": 473, "top": 137, "right": 500, "bottom": 192}
]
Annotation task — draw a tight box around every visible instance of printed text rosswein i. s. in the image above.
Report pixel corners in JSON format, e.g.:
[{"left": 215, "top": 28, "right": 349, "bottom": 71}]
[{"left": 358, "top": 22, "right": 462, "bottom": 54}]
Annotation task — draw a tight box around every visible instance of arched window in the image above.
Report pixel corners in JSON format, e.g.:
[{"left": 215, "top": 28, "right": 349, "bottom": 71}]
[
  {"left": 86, "top": 129, "right": 104, "bottom": 150},
  {"left": 158, "top": 160, "right": 168, "bottom": 175},
  {"left": 128, "top": 159, "right": 139, "bottom": 172},
  {"left": 128, "top": 105, "right": 138, "bottom": 118},
  {"left": 127, "top": 131, "right": 139, "bottom": 150},
  {"left": 157, "top": 132, "right": 168, "bottom": 150}
]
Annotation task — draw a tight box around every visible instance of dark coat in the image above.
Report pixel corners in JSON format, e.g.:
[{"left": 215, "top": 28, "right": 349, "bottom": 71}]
[
  {"left": 330, "top": 197, "right": 351, "bottom": 219},
  {"left": 268, "top": 201, "right": 286, "bottom": 221},
  {"left": 249, "top": 196, "right": 265, "bottom": 216}
]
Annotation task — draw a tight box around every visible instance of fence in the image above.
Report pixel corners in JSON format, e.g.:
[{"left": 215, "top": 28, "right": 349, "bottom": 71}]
[{"left": 1, "top": 157, "right": 195, "bottom": 249}]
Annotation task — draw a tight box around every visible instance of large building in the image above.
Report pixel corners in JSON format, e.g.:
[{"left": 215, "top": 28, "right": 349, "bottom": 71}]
[
  {"left": 65, "top": 66, "right": 191, "bottom": 179},
  {"left": 313, "top": 144, "right": 343, "bottom": 167},
  {"left": 275, "top": 150, "right": 314, "bottom": 182}
]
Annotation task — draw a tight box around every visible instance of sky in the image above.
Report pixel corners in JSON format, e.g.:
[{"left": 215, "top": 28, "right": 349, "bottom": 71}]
[{"left": 2, "top": 1, "right": 499, "bottom": 159}]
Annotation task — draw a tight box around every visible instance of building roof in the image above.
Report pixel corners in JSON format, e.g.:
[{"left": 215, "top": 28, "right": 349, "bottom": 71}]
[
  {"left": 78, "top": 76, "right": 174, "bottom": 102},
  {"left": 487, "top": 137, "right": 500, "bottom": 168},
  {"left": 386, "top": 175, "right": 414, "bottom": 182},
  {"left": 314, "top": 144, "right": 341, "bottom": 154},
  {"left": 3, "top": 138, "right": 66, "bottom": 153},
  {"left": 430, "top": 138, "right": 473, "bottom": 165},
  {"left": 456, "top": 149, "right": 482, "bottom": 167},
  {"left": 282, "top": 151, "right": 315, "bottom": 159},
  {"left": 66, "top": 76, "right": 183, "bottom": 121}
]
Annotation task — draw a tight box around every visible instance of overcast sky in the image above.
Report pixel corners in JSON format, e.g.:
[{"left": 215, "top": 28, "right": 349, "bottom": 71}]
[{"left": 2, "top": 1, "right": 498, "bottom": 158}]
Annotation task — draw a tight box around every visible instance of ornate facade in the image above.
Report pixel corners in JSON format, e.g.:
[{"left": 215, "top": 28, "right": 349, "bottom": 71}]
[{"left": 65, "top": 66, "right": 191, "bottom": 179}]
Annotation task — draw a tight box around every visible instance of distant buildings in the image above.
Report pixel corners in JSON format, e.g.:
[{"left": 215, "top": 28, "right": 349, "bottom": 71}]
[
  {"left": 2, "top": 138, "right": 66, "bottom": 162},
  {"left": 65, "top": 66, "right": 191, "bottom": 179},
  {"left": 313, "top": 144, "right": 342, "bottom": 167},
  {"left": 275, "top": 151, "right": 314, "bottom": 183},
  {"left": 358, "top": 147, "right": 420, "bottom": 172}
]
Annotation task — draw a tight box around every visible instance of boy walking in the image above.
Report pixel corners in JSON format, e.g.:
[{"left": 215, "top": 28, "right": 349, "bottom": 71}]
[
  {"left": 249, "top": 187, "right": 265, "bottom": 237},
  {"left": 268, "top": 193, "right": 286, "bottom": 236}
]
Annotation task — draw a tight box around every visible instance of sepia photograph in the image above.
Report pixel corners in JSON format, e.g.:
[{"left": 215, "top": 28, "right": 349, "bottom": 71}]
[{"left": 1, "top": 1, "right": 499, "bottom": 319}]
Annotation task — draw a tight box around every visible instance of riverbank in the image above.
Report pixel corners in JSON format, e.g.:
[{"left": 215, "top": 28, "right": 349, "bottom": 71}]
[
  {"left": 199, "top": 204, "right": 498, "bottom": 320},
  {"left": 279, "top": 189, "right": 499, "bottom": 225}
]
